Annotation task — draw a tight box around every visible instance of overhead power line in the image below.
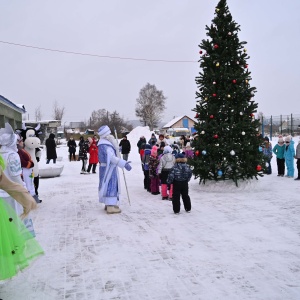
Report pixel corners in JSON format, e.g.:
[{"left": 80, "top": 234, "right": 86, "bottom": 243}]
[{"left": 0, "top": 40, "right": 197, "bottom": 63}]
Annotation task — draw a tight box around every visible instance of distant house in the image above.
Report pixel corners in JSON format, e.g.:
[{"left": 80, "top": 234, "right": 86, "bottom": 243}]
[
  {"left": 25, "top": 120, "right": 61, "bottom": 144},
  {"left": 0, "top": 94, "right": 26, "bottom": 129},
  {"left": 161, "top": 115, "right": 196, "bottom": 134}
]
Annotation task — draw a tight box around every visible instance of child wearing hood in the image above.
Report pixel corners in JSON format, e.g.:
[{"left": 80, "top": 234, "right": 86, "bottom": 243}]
[
  {"left": 272, "top": 135, "right": 286, "bottom": 177},
  {"left": 149, "top": 145, "right": 160, "bottom": 195},
  {"left": 284, "top": 135, "right": 295, "bottom": 178},
  {"left": 167, "top": 153, "right": 192, "bottom": 214},
  {"left": 294, "top": 138, "right": 300, "bottom": 180},
  {"left": 142, "top": 144, "right": 151, "bottom": 191},
  {"left": 262, "top": 136, "right": 272, "bottom": 174},
  {"left": 158, "top": 146, "right": 175, "bottom": 200}
]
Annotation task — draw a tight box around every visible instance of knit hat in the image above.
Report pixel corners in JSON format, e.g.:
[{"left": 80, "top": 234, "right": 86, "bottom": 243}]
[
  {"left": 175, "top": 153, "right": 185, "bottom": 159},
  {"left": 151, "top": 145, "right": 158, "bottom": 156},
  {"left": 264, "top": 136, "right": 269, "bottom": 142},
  {"left": 163, "top": 145, "right": 172, "bottom": 154},
  {"left": 98, "top": 125, "right": 111, "bottom": 138},
  {"left": 278, "top": 135, "right": 284, "bottom": 143},
  {"left": 285, "top": 135, "right": 291, "bottom": 143}
]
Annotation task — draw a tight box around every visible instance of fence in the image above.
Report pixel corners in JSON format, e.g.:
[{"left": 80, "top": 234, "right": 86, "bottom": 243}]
[{"left": 260, "top": 114, "right": 300, "bottom": 138}]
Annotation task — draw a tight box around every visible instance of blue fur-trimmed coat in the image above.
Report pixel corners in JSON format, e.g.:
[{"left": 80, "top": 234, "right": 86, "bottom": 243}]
[{"left": 98, "top": 137, "right": 126, "bottom": 206}]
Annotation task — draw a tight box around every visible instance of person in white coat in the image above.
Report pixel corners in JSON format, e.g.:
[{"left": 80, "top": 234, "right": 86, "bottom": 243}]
[{"left": 97, "top": 125, "right": 132, "bottom": 214}]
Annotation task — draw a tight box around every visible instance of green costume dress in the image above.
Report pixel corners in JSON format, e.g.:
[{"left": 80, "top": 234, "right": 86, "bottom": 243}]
[{"left": 0, "top": 155, "right": 44, "bottom": 280}]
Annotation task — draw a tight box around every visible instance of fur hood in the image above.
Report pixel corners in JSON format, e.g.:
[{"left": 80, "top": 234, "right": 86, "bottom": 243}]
[{"left": 175, "top": 157, "right": 187, "bottom": 163}]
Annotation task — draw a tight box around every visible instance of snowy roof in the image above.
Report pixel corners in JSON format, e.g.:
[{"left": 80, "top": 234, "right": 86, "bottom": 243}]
[
  {"left": 162, "top": 115, "right": 196, "bottom": 128},
  {"left": 0, "top": 94, "right": 26, "bottom": 113}
]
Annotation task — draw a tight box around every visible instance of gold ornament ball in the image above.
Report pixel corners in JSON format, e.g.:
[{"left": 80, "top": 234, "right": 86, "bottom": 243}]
[
  {"left": 244, "top": 48, "right": 247, "bottom": 52},
  {"left": 227, "top": 94, "right": 231, "bottom": 98},
  {"left": 216, "top": 62, "right": 220, "bottom": 67}
]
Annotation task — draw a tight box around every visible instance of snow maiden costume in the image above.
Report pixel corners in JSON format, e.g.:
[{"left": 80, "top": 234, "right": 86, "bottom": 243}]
[
  {"left": 0, "top": 154, "right": 43, "bottom": 281},
  {"left": 97, "top": 125, "right": 131, "bottom": 214}
]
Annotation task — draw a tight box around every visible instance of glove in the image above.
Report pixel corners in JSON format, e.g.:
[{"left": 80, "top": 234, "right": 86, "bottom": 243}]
[{"left": 125, "top": 161, "right": 132, "bottom": 171}]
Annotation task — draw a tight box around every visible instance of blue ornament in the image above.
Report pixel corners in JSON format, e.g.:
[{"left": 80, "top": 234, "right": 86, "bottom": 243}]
[
  {"left": 202, "top": 150, "right": 207, "bottom": 155},
  {"left": 258, "top": 146, "right": 262, "bottom": 152},
  {"left": 217, "top": 170, "right": 223, "bottom": 176}
]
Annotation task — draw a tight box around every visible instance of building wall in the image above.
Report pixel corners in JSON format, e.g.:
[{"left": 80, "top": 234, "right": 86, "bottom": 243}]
[
  {"left": 172, "top": 118, "right": 195, "bottom": 129},
  {"left": 0, "top": 103, "right": 23, "bottom": 129}
]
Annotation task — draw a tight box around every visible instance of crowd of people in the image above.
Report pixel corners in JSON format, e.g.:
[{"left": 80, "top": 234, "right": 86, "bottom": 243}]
[
  {"left": 1, "top": 122, "right": 300, "bottom": 282},
  {"left": 262, "top": 134, "right": 300, "bottom": 180},
  {"left": 137, "top": 133, "right": 193, "bottom": 215}
]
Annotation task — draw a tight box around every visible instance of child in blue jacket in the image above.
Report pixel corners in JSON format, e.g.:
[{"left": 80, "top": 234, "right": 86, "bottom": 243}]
[
  {"left": 272, "top": 135, "right": 285, "bottom": 176},
  {"left": 167, "top": 153, "right": 192, "bottom": 214},
  {"left": 284, "top": 136, "right": 295, "bottom": 178}
]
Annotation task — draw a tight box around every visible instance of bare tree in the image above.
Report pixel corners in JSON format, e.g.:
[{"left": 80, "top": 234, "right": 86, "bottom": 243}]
[
  {"left": 135, "top": 83, "right": 166, "bottom": 130},
  {"left": 88, "top": 109, "right": 133, "bottom": 135},
  {"left": 35, "top": 105, "right": 43, "bottom": 121},
  {"left": 52, "top": 100, "right": 65, "bottom": 120}
]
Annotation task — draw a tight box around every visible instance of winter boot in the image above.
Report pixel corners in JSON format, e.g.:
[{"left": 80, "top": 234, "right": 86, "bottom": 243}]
[
  {"left": 107, "top": 205, "right": 121, "bottom": 214},
  {"left": 33, "top": 194, "right": 42, "bottom": 203},
  {"left": 168, "top": 184, "right": 173, "bottom": 200},
  {"left": 161, "top": 184, "right": 168, "bottom": 200}
]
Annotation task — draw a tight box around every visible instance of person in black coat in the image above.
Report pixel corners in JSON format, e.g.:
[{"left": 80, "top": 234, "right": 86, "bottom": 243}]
[
  {"left": 119, "top": 136, "right": 131, "bottom": 161},
  {"left": 67, "top": 136, "right": 77, "bottom": 161},
  {"left": 45, "top": 133, "right": 57, "bottom": 164},
  {"left": 78, "top": 136, "right": 89, "bottom": 174}
]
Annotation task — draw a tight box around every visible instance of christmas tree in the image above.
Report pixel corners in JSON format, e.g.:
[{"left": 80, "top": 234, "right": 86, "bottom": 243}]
[{"left": 190, "top": 0, "right": 266, "bottom": 186}]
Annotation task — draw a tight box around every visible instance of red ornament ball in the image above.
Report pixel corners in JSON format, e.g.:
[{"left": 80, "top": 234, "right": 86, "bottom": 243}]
[
  {"left": 210, "top": 115, "right": 214, "bottom": 119},
  {"left": 244, "top": 64, "right": 248, "bottom": 68},
  {"left": 256, "top": 165, "right": 262, "bottom": 171},
  {"left": 195, "top": 113, "right": 199, "bottom": 118},
  {"left": 212, "top": 93, "right": 217, "bottom": 97},
  {"left": 213, "top": 134, "right": 218, "bottom": 139},
  {"left": 214, "top": 44, "right": 219, "bottom": 49},
  {"left": 199, "top": 50, "right": 203, "bottom": 54},
  {"left": 195, "top": 150, "right": 200, "bottom": 156},
  {"left": 232, "top": 79, "right": 237, "bottom": 84}
]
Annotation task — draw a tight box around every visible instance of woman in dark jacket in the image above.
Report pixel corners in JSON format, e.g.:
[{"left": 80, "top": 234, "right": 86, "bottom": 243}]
[
  {"left": 78, "top": 136, "right": 89, "bottom": 174},
  {"left": 67, "top": 137, "right": 77, "bottom": 161},
  {"left": 119, "top": 136, "right": 131, "bottom": 161},
  {"left": 45, "top": 133, "right": 57, "bottom": 164}
]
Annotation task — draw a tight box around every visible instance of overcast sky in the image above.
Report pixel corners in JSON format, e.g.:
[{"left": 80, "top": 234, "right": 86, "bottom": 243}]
[{"left": 1, "top": 0, "right": 299, "bottom": 124}]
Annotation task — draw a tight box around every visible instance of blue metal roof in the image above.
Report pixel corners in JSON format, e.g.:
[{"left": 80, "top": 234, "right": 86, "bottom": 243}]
[{"left": 0, "top": 94, "right": 26, "bottom": 113}]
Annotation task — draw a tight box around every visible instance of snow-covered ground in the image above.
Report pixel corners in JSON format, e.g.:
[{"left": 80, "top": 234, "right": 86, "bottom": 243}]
[{"left": 1, "top": 127, "right": 300, "bottom": 300}]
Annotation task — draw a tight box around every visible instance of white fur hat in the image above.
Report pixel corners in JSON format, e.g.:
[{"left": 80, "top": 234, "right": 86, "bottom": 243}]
[
  {"left": 278, "top": 135, "right": 284, "bottom": 143},
  {"left": 285, "top": 135, "right": 291, "bottom": 142},
  {"left": 0, "top": 123, "right": 18, "bottom": 147},
  {"left": 163, "top": 145, "right": 172, "bottom": 154},
  {"left": 98, "top": 125, "right": 111, "bottom": 138}
]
